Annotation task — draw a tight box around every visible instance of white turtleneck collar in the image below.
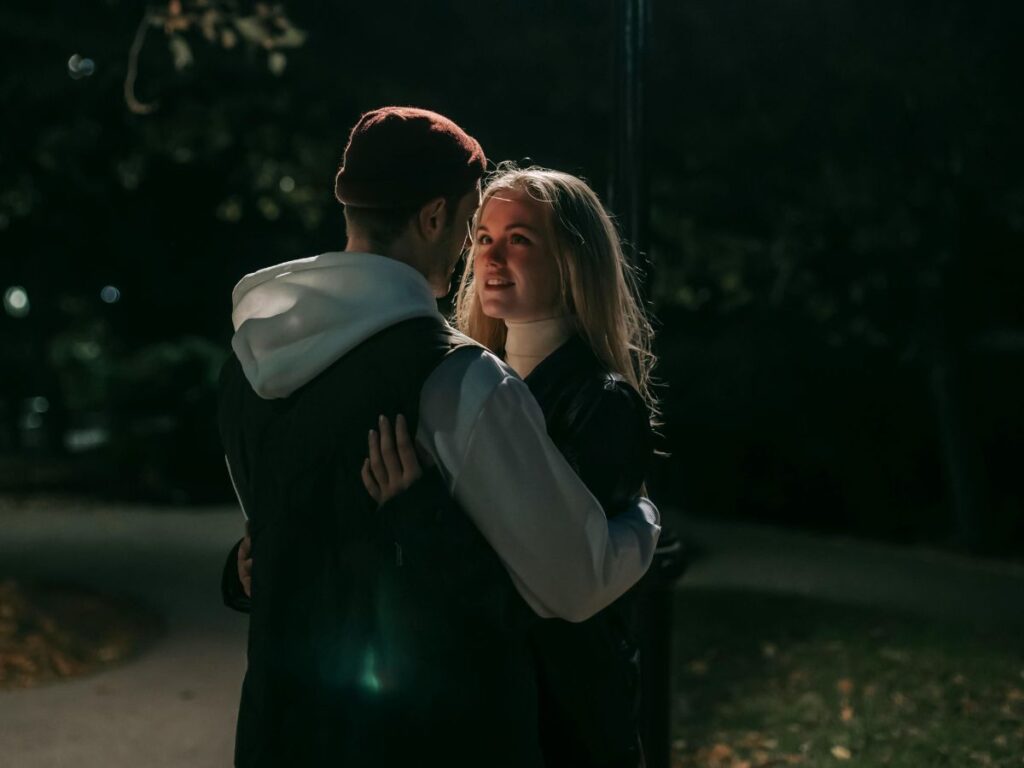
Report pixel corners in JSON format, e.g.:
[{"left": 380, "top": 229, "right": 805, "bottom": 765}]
[{"left": 504, "top": 316, "right": 576, "bottom": 379}]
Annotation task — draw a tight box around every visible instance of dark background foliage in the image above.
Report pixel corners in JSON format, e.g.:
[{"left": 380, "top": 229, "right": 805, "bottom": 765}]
[{"left": 1, "top": 0, "right": 1021, "bottom": 553}]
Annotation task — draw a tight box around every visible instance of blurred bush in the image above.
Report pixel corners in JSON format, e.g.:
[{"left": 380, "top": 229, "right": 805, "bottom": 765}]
[{"left": 41, "top": 328, "right": 231, "bottom": 503}]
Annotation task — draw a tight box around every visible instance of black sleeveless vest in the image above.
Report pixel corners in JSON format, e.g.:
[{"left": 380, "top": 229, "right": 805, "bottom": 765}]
[{"left": 218, "top": 316, "right": 542, "bottom": 768}]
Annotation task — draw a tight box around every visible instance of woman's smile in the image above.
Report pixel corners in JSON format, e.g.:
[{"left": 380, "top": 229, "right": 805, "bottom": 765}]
[{"left": 483, "top": 276, "right": 515, "bottom": 289}]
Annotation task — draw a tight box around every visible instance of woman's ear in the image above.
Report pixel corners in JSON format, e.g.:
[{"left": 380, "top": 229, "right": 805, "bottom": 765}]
[{"left": 417, "top": 197, "right": 447, "bottom": 242}]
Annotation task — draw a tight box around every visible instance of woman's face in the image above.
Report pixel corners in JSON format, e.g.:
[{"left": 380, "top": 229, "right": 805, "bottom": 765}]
[{"left": 473, "top": 189, "right": 563, "bottom": 323}]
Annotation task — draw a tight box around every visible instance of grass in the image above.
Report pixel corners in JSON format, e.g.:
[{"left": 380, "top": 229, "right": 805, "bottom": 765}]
[{"left": 671, "top": 589, "right": 1024, "bottom": 767}]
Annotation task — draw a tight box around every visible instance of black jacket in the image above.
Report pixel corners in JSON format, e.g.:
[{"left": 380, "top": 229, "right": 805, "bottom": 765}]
[
  {"left": 219, "top": 316, "right": 541, "bottom": 768},
  {"left": 523, "top": 335, "right": 653, "bottom": 768}
]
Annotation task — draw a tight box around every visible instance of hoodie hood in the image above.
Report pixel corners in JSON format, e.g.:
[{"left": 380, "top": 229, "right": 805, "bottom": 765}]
[{"left": 230, "top": 251, "right": 443, "bottom": 399}]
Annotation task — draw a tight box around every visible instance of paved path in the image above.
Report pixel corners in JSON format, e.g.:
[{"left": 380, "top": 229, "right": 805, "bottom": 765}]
[
  {"left": 1, "top": 503, "right": 1022, "bottom": 767},
  {"left": 674, "top": 512, "right": 1024, "bottom": 627},
  {"left": 0, "top": 504, "right": 248, "bottom": 768}
]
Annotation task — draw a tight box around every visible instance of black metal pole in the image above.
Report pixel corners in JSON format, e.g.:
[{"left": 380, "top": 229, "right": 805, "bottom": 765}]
[
  {"left": 609, "top": 0, "right": 652, "bottom": 296},
  {"left": 611, "top": 5, "right": 690, "bottom": 768},
  {"left": 637, "top": 532, "right": 687, "bottom": 768}
]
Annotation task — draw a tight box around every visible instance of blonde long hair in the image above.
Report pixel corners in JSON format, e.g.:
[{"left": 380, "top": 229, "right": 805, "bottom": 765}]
[{"left": 455, "top": 164, "right": 658, "bottom": 415}]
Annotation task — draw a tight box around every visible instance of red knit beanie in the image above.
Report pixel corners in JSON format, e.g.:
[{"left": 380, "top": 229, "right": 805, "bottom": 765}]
[{"left": 334, "top": 106, "right": 486, "bottom": 209}]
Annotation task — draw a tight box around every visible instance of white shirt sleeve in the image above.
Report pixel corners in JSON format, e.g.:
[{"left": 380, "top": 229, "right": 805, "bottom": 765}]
[{"left": 417, "top": 346, "right": 661, "bottom": 623}]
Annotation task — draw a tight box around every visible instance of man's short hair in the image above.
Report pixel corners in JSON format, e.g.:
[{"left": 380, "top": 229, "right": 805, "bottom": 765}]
[{"left": 342, "top": 194, "right": 463, "bottom": 251}]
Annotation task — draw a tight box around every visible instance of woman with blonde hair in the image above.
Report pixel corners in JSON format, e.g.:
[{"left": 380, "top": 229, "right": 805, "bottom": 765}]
[
  {"left": 455, "top": 163, "right": 656, "bottom": 411},
  {"left": 366, "top": 162, "right": 658, "bottom": 767}
]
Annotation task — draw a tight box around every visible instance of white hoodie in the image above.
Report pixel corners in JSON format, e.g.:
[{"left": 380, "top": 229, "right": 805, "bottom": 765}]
[{"left": 229, "top": 251, "right": 661, "bottom": 622}]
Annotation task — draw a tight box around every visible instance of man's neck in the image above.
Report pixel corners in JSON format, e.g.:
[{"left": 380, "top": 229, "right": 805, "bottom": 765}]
[
  {"left": 346, "top": 235, "right": 416, "bottom": 264},
  {"left": 344, "top": 237, "right": 440, "bottom": 297},
  {"left": 344, "top": 235, "right": 383, "bottom": 255}
]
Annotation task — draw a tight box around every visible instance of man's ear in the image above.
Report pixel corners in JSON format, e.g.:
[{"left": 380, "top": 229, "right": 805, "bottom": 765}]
[{"left": 417, "top": 197, "right": 447, "bottom": 243}]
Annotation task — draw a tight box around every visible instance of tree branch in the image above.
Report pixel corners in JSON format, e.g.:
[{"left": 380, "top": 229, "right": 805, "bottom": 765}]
[{"left": 125, "top": 10, "right": 159, "bottom": 116}]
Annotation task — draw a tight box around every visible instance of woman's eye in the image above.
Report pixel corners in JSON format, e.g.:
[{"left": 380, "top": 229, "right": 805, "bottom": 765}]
[
  {"left": 509, "top": 234, "right": 531, "bottom": 245},
  {"left": 476, "top": 234, "right": 492, "bottom": 245}
]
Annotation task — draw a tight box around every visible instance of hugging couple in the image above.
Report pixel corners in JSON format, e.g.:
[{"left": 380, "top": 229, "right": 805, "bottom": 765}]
[{"left": 219, "top": 106, "right": 662, "bottom": 767}]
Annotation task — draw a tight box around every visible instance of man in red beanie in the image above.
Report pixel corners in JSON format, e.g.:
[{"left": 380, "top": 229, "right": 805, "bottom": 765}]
[
  {"left": 334, "top": 106, "right": 486, "bottom": 295},
  {"left": 218, "top": 106, "right": 660, "bottom": 767}
]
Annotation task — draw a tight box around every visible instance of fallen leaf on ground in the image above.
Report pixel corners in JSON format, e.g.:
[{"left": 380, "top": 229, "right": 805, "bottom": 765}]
[
  {"left": 704, "top": 743, "right": 733, "bottom": 767},
  {"left": 708, "top": 743, "right": 732, "bottom": 759},
  {"left": 831, "top": 745, "right": 852, "bottom": 760}
]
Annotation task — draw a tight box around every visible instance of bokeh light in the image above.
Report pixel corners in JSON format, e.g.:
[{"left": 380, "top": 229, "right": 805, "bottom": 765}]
[
  {"left": 67, "top": 54, "right": 95, "bottom": 80},
  {"left": 3, "top": 286, "right": 30, "bottom": 318}
]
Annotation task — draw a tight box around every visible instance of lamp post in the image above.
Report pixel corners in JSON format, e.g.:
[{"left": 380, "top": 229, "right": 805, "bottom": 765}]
[
  {"left": 610, "top": 3, "right": 688, "bottom": 768},
  {"left": 609, "top": 0, "right": 651, "bottom": 290}
]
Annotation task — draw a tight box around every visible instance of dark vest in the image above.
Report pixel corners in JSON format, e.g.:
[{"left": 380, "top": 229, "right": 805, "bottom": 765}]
[{"left": 219, "top": 316, "right": 542, "bottom": 768}]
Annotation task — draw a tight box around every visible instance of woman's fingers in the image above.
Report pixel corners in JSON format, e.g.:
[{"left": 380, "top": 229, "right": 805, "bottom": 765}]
[
  {"left": 361, "top": 457, "right": 382, "bottom": 503},
  {"left": 395, "top": 414, "right": 422, "bottom": 482},
  {"left": 378, "top": 415, "right": 404, "bottom": 482},
  {"left": 237, "top": 535, "right": 253, "bottom": 598},
  {"left": 238, "top": 537, "right": 252, "bottom": 577},
  {"left": 368, "top": 427, "right": 388, "bottom": 488}
]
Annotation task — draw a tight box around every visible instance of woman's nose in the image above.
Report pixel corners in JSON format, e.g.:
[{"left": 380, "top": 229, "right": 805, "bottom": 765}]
[{"left": 485, "top": 241, "right": 506, "bottom": 264}]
